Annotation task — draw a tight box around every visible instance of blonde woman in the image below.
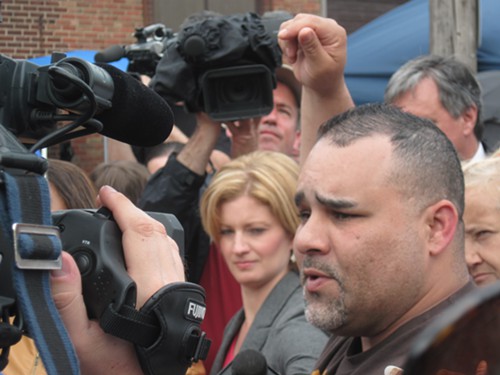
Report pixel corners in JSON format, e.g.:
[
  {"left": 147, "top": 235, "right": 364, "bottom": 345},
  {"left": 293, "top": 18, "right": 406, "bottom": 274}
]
[{"left": 200, "top": 151, "right": 328, "bottom": 375}]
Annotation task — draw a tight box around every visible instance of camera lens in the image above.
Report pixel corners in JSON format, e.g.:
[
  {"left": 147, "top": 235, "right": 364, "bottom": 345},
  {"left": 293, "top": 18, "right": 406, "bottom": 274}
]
[
  {"left": 219, "top": 78, "right": 258, "bottom": 103},
  {"left": 154, "top": 26, "right": 166, "bottom": 39},
  {"left": 201, "top": 65, "right": 274, "bottom": 121}
]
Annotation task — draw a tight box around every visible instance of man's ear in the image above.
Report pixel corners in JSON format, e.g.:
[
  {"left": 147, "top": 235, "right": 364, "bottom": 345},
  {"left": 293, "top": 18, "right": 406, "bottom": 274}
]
[
  {"left": 461, "top": 105, "right": 478, "bottom": 137},
  {"left": 424, "top": 199, "right": 459, "bottom": 256}
]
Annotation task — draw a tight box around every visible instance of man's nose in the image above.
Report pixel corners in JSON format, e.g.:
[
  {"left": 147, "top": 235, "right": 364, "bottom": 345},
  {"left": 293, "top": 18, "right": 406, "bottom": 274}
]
[
  {"left": 261, "top": 107, "right": 278, "bottom": 125},
  {"left": 294, "top": 214, "right": 330, "bottom": 256}
]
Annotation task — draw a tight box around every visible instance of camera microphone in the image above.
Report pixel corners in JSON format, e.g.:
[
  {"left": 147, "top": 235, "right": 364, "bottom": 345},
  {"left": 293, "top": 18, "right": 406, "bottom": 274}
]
[
  {"left": 95, "top": 44, "right": 126, "bottom": 63},
  {"left": 93, "top": 63, "right": 174, "bottom": 146},
  {"left": 219, "top": 349, "right": 280, "bottom": 375}
]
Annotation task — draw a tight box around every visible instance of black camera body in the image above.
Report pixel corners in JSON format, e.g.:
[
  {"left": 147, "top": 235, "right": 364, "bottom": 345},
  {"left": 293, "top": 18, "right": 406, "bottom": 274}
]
[
  {"left": 150, "top": 12, "right": 285, "bottom": 121},
  {"left": 52, "top": 207, "right": 185, "bottom": 321},
  {"left": 125, "top": 24, "right": 175, "bottom": 77}
]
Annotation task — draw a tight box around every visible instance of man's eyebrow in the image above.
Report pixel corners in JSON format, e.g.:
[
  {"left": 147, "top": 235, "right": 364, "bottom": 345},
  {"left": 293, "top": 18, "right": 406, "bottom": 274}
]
[
  {"left": 275, "top": 102, "right": 296, "bottom": 112},
  {"left": 316, "top": 193, "right": 357, "bottom": 210},
  {"left": 294, "top": 190, "right": 357, "bottom": 210}
]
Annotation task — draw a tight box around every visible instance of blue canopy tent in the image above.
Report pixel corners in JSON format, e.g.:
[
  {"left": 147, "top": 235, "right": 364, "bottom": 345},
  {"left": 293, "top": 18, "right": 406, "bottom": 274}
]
[{"left": 344, "top": 0, "right": 500, "bottom": 105}]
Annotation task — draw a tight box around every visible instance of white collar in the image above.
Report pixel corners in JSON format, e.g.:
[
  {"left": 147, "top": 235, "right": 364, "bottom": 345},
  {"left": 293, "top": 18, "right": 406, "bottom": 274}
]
[{"left": 468, "top": 142, "right": 487, "bottom": 163}]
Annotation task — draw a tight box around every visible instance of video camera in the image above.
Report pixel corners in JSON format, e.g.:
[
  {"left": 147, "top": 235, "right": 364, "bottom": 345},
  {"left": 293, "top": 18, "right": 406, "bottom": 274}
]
[
  {"left": 97, "top": 12, "right": 290, "bottom": 121},
  {"left": 51, "top": 207, "right": 184, "bottom": 321},
  {"left": 0, "top": 50, "right": 173, "bottom": 152},
  {"left": 95, "top": 23, "right": 175, "bottom": 78},
  {"left": 152, "top": 12, "right": 286, "bottom": 121},
  {"left": 0, "top": 53, "right": 113, "bottom": 147}
]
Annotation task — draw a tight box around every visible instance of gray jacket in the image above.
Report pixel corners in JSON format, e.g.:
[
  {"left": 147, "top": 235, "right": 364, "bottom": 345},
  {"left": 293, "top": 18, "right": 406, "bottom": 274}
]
[{"left": 211, "top": 271, "right": 329, "bottom": 375}]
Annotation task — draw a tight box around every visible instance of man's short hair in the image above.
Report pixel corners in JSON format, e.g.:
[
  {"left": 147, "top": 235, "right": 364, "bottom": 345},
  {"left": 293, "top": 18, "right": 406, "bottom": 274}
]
[
  {"left": 317, "top": 103, "right": 465, "bottom": 220},
  {"left": 275, "top": 65, "right": 301, "bottom": 131},
  {"left": 384, "top": 55, "right": 483, "bottom": 140},
  {"left": 276, "top": 65, "right": 301, "bottom": 108}
]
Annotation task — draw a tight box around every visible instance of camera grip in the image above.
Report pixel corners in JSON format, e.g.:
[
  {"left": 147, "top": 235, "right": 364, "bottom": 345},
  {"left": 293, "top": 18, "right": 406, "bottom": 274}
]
[
  {"left": 52, "top": 208, "right": 137, "bottom": 320},
  {"left": 135, "top": 282, "right": 211, "bottom": 375}
]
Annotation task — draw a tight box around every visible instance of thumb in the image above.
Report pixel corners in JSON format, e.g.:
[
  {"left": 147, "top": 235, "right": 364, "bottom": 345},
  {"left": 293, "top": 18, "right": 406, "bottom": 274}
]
[
  {"left": 385, "top": 366, "right": 404, "bottom": 375},
  {"left": 297, "top": 27, "right": 323, "bottom": 59},
  {"left": 475, "top": 360, "right": 488, "bottom": 375},
  {"left": 51, "top": 252, "right": 90, "bottom": 332}
]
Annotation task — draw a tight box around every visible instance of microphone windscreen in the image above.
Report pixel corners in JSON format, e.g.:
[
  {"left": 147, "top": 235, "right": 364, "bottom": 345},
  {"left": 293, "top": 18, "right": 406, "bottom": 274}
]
[
  {"left": 232, "top": 349, "right": 268, "bottom": 375},
  {"left": 94, "top": 45, "right": 126, "bottom": 63},
  {"left": 94, "top": 63, "right": 174, "bottom": 146}
]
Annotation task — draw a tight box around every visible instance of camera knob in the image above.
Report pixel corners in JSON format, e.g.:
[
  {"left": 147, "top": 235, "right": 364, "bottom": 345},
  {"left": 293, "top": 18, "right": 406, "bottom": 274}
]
[
  {"left": 73, "top": 250, "right": 94, "bottom": 276},
  {"left": 182, "top": 35, "right": 206, "bottom": 58}
]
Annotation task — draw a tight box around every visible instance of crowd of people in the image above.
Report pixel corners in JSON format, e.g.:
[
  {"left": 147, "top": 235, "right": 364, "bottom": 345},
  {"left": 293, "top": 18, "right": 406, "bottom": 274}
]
[{"left": 2, "top": 8, "right": 499, "bottom": 375}]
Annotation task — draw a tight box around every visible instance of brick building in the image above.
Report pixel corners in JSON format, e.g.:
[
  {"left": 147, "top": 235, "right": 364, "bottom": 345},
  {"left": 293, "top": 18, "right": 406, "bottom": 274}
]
[{"left": 0, "top": 0, "right": 406, "bottom": 173}]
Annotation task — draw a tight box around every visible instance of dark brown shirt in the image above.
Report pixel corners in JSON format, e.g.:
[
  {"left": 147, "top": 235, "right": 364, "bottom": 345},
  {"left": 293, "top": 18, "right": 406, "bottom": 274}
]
[{"left": 313, "top": 281, "right": 477, "bottom": 375}]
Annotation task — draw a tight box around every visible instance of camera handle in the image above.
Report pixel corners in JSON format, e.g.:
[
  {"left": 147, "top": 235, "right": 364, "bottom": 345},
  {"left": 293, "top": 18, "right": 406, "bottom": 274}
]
[
  {"left": 0, "top": 127, "right": 80, "bottom": 374},
  {"left": 0, "top": 296, "right": 22, "bottom": 370}
]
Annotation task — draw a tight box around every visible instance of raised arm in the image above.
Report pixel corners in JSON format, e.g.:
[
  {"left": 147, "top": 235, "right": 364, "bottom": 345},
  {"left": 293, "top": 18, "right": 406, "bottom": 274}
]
[{"left": 278, "top": 14, "right": 355, "bottom": 164}]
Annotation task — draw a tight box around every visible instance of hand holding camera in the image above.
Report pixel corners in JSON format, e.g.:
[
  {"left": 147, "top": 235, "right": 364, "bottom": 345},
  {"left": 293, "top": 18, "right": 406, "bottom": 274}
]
[
  {"left": 52, "top": 205, "right": 185, "bottom": 320},
  {"left": 51, "top": 186, "right": 209, "bottom": 375}
]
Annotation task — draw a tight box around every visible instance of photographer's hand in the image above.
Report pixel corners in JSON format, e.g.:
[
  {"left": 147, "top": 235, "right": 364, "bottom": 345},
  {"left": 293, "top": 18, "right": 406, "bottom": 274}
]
[
  {"left": 96, "top": 185, "right": 185, "bottom": 305},
  {"left": 51, "top": 186, "right": 185, "bottom": 375},
  {"left": 176, "top": 112, "right": 225, "bottom": 176},
  {"left": 225, "top": 117, "right": 261, "bottom": 158},
  {"left": 278, "top": 14, "right": 354, "bottom": 163}
]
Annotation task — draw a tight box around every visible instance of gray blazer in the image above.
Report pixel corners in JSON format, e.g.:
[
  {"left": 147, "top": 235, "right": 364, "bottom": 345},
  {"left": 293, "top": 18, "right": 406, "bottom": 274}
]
[{"left": 211, "top": 271, "right": 329, "bottom": 375}]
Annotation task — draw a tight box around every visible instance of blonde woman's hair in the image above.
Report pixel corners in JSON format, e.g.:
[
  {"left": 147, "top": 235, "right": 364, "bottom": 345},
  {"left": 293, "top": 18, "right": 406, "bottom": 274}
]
[
  {"left": 462, "top": 156, "right": 500, "bottom": 197},
  {"left": 200, "top": 151, "right": 299, "bottom": 243},
  {"left": 491, "top": 145, "right": 500, "bottom": 158}
]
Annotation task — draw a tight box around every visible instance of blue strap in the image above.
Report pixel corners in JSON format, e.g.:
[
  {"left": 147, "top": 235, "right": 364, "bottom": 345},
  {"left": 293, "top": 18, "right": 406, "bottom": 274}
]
[{"left": 1, "top": 171, "right": 79, "bottom": 375}]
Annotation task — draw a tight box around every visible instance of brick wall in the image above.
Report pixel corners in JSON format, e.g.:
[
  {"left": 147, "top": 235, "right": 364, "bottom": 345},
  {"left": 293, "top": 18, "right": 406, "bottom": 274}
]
[
  {"left": 260, "top": 0, "right": 320, "bottom": 15},
  {"left": 0, "top": 0, "right": 145, "bottom": 58}
]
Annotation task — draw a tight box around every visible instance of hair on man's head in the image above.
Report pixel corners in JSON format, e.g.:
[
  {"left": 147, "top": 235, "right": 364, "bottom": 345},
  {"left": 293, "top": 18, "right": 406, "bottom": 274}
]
[
  {"left": 318, "top": 103, "right": 465, "bottom": 219},
  {"left": 384, "top": 55, "right": 483, "bottom": 140}
]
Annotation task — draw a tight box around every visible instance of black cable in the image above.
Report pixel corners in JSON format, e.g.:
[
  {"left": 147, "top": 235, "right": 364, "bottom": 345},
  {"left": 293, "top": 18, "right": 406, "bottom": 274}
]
[
  {"left": 29, "top": 66, "right": 100, "bottom": 153},
  {"left": 38, "top": 119, "right": 103, "bottom": 149}
]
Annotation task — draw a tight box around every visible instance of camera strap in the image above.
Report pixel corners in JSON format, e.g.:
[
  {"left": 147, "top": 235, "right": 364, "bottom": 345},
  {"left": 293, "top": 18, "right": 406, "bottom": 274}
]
[
  {"left": 98, "top": 282, "right": 211, "bottom": 375},
  {"left": 0, "top": 168, "right": 79, "bottom": 374}
]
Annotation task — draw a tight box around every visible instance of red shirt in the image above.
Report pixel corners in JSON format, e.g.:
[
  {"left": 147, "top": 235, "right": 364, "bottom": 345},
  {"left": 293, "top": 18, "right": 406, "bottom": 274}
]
[{"left": 199, "top": 243, "right": 242, "bottom": 373}]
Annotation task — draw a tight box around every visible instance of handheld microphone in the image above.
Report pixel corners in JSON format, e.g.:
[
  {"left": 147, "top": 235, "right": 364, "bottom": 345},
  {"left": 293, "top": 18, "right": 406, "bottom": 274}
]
[
  {"left": 219, "top": 349, "right": 280, "bottom": 375},
  {"left": 94, "top": 44, "right": 126, "bottom": 63}
]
